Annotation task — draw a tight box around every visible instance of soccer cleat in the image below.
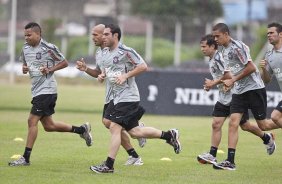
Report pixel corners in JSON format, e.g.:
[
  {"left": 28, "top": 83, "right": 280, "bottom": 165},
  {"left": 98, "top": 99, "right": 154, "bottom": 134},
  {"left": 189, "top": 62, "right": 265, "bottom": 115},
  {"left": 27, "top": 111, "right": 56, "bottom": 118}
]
[
  {"left": 124, "top": 156, "right": 144, "bottom": 166},
  {"left": 213, "top": 160, "right": 236, "bottom": 171},
  {"left": 265, "top": 133, "right": 276, "bottom": 155},
  {"left": 80, "top": 122, "right": 93, "bottom": 146},
  {"left": 8, "top": 156, "right": 30, "bottom": 166},
  {"left": 197, "top": 152, "right": 217, "bottom": 164},
  {"left": 90, "top": 162, "right": 114, "bottom": 174},
  {"left": 137, "top": 122, "right": 146, "bottom": 148},
  {"left": 167, "top": 129, "right": 181, "bottom": 154}
]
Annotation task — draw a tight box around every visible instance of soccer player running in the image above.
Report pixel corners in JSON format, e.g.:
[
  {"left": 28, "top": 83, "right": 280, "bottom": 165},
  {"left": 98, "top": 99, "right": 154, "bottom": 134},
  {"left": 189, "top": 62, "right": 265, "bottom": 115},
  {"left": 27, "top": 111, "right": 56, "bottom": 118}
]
[
  {"left": 8, "top": 22, "right": 92, "bottom": 167},
  {"left": 211, "top": 23, "right": 278, "bottom": 171},
  {"left": 89, "top": 24, "right": 181, "bottom": 174},
  {"left": 76, "top": 24, "right": 146, "bottom": 166},
  {"left": 197, "top": 34, "right": 275, "bottom": 165},
  {"left": 260, "top": 22, "right": 282, "bottom": 128}
]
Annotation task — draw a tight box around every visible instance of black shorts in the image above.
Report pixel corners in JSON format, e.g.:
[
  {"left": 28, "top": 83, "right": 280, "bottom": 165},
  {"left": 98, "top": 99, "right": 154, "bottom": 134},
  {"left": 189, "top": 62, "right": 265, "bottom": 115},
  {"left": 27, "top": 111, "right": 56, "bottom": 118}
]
[
  {"left": 275, "top": 100, "right": 282, "bottom": 112},
  {"left": 230, "top": 88, "right": 267, "bottom": 120},
  {"left": 104, "top": 100, "right": 145, "bottom": 131},
  {"left": 212, "top": 101, "right": 249, "bottom": 124},
  {"left": 30, "top": 94, "right": 57, "bottom": 116}
]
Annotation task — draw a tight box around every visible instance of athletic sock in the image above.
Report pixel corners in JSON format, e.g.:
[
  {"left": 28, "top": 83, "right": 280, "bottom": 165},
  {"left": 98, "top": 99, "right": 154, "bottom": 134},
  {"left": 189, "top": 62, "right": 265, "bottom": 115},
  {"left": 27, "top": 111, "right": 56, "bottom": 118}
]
[
  {"left": 71, "top": 126, "right": 85, "bottom": 134},
  {"left": 127, "top": 148, "right": 139, "bottom": 158},
  {"left": 209, "top": 146, "right": 218, "bottom": 157},
  {"left": 227, "top": 148, "right": 236, "bottom": 164},
  {"left": 261, "top": 133, "right": 270, "bottom": 144},
  {"left": 105, "top": 157, "right": 115, "bottom": 169},
  {"left": 23, "top": 147, "right": 32, "bottom": 163},
  {"left": 160, "top": 131, "right": 172, "bottom": 141}
]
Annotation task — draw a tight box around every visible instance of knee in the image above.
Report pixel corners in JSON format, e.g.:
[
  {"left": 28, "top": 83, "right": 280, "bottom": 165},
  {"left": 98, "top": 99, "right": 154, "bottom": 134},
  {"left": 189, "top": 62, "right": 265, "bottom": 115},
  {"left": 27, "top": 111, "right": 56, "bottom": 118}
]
[
  {"left": 240, "top": 123, "right": 249, "bottom": 131},
  {"left": 42, "top": 124, "right": 53, "bottom": 132},
  {"left": 27, "top": 118, "right": 37, "bottom": 128},
  {"left": 128, "top": 128, "right": 139, "bottom": 138},
  {"left": 271, "top": 113, "right": 280, "bottom": 124},
  {"left": 229, "top": 118, "right": 240, "bottom": 130},
  {"left": 102, "top": 118, "right": 111, "bottom": 129},
  {"left": 212, "top": 120, "right": 222, "bottom": 131},
  {"left": 256, "top": 123, "right": 267, "bottom": 131}
]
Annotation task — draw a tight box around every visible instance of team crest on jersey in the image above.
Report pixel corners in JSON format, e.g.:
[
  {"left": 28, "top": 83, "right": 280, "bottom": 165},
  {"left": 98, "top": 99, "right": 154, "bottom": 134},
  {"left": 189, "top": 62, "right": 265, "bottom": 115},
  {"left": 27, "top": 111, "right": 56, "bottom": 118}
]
[
  {"left": 36, "top": 52, "right": 41, "bottom": 60},
  {"left": 228, "top": 51, "right": 233, "bottom": 60},
  {"left": 113, "top": 56, "right": 119, "bottom": 64}
]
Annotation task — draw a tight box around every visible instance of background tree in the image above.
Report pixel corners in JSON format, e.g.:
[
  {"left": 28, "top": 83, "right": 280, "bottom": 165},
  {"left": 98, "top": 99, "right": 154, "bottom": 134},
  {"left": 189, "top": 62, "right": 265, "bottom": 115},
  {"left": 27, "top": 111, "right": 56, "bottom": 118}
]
[{"left": 129, "top": 0, "right": 223, "bottom": 42}]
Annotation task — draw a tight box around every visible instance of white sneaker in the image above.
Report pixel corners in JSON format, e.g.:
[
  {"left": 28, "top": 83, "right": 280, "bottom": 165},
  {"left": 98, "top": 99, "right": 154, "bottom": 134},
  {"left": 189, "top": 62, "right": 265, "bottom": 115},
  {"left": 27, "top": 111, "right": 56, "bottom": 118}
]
[
  {"left": 168, "top": 129, "right": 181, "bottom": 154},
  {"left": 137, "top": 122, "right": 146, "bottom": 148},
  {"left": 80, "top": 122, "right": 93, "bottom": 146},
  {"left": 124, "top": 156, "right": 144, "bottom": 166},
  {"left": 265, "top": 133, "right": 276, "bottom": 155},
  {"left": 8, "top": 156, "right": 30, "bottom": 166},
  {"left": 197, "top": 152, "right": 217, "bottom": 164}
]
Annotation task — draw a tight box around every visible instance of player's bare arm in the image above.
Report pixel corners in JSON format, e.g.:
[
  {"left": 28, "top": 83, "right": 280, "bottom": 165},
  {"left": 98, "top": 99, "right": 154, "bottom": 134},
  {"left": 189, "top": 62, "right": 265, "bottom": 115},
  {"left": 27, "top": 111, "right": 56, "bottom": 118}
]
[
  {"left": 222, "top": 61, "right": 256, "bottom": 87},
  {"left": 76, "top": 58, "right": 101, "bottom": 78},
  {"left": 116, "top": 63, "right": 147, "bottom": 85},
  {"left": 40, "top": 60, "right": 68, "bottom": 75}
]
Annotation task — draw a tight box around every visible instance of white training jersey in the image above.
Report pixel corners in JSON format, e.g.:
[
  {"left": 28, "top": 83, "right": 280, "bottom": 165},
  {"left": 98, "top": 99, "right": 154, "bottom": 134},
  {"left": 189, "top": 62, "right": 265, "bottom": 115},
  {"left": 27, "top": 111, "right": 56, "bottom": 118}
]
[
  {"left": 95, "top": 47, "right": 113, "bottom": 104},
  {"left": 209, "top": 50, "right": 232, "bottom": 105},
  {"left": 19, "top": 39, "right": 65, "bottom": 97},
  {"left": 264, "top": 46, "right": 282, "bottom": 92},
  {"left": 99, "top": 43, "right": 145, "bottom": 104},
  {"left": 221, "top": 38, "right": 264, "bottom": 94}
]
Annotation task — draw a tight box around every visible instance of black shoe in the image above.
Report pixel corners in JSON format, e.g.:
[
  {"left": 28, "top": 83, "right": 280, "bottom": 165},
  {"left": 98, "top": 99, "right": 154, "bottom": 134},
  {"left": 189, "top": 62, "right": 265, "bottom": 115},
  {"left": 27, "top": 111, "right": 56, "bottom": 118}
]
[
  {"left": 90, "top": 162, "right": 114, "bottom": 174},
  {"left": 213, "top": 160, "right": 236, "bottom": 171}
]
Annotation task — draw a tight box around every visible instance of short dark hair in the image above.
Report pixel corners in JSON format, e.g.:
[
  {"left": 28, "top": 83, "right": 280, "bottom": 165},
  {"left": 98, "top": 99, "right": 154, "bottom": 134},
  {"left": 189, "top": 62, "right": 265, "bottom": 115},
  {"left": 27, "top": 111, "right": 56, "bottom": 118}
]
[
  {"left": 105, "top": 24, "right": 121, "bottom": 41},
  {"left": 201, "top": 34, "right": 218, "bottom": 50},
  {"left": 267, "top": 22, "right": 282, "bottom": 33},
  {"left": 212, "top": 23, "right": 230, "bottom": 35},
  {"left": 25, "top": 22, "right": 41, "bottom": 35}
]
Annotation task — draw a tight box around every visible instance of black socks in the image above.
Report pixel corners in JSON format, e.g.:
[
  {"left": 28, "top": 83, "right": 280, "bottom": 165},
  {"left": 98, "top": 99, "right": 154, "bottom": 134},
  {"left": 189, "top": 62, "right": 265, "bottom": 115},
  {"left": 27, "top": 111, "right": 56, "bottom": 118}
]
[
  {"left": 210, "top": 146, "right": 218, "bottom": 157},
  {"left": 127, "top": 148, "right": 139, "bottom": 158},
  {"left": 23, "top": 147, "right": 32, "bottom": 163},
  {"left": 71, "top": 126, "right": 85, "bottom": 134},
  {"left": 160, "top": 131, "right": 172, "bottom": 141}
]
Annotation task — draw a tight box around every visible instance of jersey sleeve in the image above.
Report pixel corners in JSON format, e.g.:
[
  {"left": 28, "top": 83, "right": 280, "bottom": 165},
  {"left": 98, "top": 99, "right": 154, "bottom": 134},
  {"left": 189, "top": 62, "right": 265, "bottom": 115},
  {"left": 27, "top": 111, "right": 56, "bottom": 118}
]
[
  {"left": 234, "top": 42, "right": 252, "bottom": 65},
  {"left": 47, "top": 44, "right": 66, "bottom": 64},
  {"left": 125, "top": 48, "right": 145, "bottom": 66},
  {"left": 215, "top": 51, "right": 227, "bottom": 75},
  {"left": 19, "top": 49, "right": 26, "bottom": 64},
  {"left": 264, "top": 52, "right": 274, "bottom": 75}
]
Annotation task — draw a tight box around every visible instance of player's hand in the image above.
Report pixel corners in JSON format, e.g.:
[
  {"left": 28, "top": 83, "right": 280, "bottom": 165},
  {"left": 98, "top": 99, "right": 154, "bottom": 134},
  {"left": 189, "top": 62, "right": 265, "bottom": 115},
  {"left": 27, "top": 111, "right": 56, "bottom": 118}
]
[
  {"left": 115, "top": 74, "right": 127, "bottom": 85},
  {"left": 203, "top": 78, "right": 213, "bottom": 91},
  {"left": 259, "top": 59, "right": 267, "bottom": 69},
  {"left": 97, "top": 72, "right": 106, "bottom": 83},
  {"left": 222, "top": 78, "right": 234, "bottom": 88},
  {"left": 223, "top": 85, "right": 232, "bottom": 92},
  {"left": 76, "top": 58, "right": 87, "bottom": 71},
  {"left": 39, "top": 65, "right": 50, "bottom": 75},
  {"left": 22, "top": 65, "right": 29, "bottom": 74}
]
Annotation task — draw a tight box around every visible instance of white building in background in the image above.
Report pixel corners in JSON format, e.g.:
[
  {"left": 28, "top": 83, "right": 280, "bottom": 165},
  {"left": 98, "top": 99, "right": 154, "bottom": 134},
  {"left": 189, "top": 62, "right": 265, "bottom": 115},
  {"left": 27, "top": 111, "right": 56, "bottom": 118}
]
[{"left": 220, "top": 0, "right": 267, "bottom": 25}]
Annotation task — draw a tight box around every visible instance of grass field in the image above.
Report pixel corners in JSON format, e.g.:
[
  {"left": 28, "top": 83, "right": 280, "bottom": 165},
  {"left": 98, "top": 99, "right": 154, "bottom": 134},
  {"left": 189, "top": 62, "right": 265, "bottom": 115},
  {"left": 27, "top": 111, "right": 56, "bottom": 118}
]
[{"left": 0, "top": 82, "right": 281, "bottom": 184}]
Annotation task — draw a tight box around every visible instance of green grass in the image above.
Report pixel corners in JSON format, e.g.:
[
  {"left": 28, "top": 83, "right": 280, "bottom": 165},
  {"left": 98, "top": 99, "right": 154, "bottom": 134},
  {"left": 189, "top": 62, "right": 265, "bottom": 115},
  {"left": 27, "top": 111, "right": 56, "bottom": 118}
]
[{"left": 0, "top": 82, "right": 281, "bottom": 184}]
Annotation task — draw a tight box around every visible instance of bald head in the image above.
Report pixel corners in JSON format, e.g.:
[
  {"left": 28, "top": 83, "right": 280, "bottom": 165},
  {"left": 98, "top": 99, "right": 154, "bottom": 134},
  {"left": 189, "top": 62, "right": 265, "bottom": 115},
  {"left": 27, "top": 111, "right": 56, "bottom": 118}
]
[
  {"left": 91, "top": 24, "right": 105, "bottom": 47},
  {"left": 93, "top": 24, "right": 105, "bottom": 34}
]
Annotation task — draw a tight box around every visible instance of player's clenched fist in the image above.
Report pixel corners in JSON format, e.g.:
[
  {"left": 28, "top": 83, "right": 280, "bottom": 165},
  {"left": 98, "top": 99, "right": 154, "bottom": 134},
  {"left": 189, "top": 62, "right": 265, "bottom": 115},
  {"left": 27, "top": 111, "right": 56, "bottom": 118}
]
[
  {"left": 259, "top": 59, "right": 268, "bottom": 69},
  {"left": 22, "top": 64, "right": 29, "bottom": 74},
  {"left": 76, "top": 58, "right": 87, "bottom": 71}
]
